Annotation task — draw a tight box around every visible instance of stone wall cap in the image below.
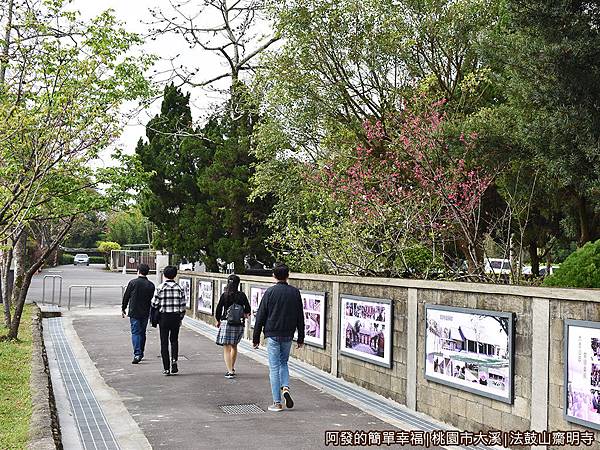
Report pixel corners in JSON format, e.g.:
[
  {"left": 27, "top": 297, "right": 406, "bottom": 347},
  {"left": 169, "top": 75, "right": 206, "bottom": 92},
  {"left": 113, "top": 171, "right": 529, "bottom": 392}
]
[{"left": 185, "top": 271, "right": 600, "bottom": 302}]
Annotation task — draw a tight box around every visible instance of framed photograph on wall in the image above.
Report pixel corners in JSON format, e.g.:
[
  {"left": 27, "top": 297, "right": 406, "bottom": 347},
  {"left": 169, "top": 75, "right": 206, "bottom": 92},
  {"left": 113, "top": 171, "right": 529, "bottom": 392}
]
[
  {"left": 294, "top": 291, "right": 326, "bottom": 348},
  {"left": 564, "top": 319, "right": 600, "bottom": 431},
  {"left": 424, "top": 305, "right": 515, "bottom": 404},
  {"left": 219, "top": 280, "right": 245, "bottom": 296},
  {"left": 196, "top": 280, "right": 213, "bottom": 315},
  {"left": 179, "top": 277, "right": 192, "bottom": 310},
  {"left": 249, "top": 285, "right": 269, "bottom": 328},
  {"left": 339, "top": 295, "right": 392, "bottom": 368}
]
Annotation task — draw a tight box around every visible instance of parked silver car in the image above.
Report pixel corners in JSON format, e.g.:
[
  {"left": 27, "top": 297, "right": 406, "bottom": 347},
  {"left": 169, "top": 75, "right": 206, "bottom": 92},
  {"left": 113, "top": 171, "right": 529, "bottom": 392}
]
[{"left": 74, "top": 253, "right": 90, "bottom": 266}]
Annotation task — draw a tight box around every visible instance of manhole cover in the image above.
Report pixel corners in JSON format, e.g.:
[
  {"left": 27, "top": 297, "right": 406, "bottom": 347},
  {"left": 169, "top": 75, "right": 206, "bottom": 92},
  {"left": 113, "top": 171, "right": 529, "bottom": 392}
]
[{"left": 220, "top": 404, "right": 264, "bottom": 415}]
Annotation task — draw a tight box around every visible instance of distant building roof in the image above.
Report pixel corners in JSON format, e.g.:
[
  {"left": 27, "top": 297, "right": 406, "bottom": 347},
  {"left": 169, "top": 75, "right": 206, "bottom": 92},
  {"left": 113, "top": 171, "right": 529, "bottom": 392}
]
[{"left": 459, "top": 317, "right": 508, "bottom": 348}]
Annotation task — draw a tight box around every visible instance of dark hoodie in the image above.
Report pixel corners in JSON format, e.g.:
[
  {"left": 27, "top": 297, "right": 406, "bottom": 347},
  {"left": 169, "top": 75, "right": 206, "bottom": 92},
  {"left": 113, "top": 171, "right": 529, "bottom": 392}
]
[{"left": 252, "top": 281, "right": 305, "bottom": 344}]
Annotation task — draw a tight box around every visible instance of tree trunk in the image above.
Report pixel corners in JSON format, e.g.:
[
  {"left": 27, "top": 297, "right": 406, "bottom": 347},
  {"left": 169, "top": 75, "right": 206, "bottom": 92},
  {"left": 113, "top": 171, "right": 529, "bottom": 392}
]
[
  {"left": 7, "top": 270, "right": 33, "bottom": 339},
  {"left": 0, "top": 0, "right": 14, "bottom": 86},
  {"left": 577, "top": 195, "right": 591, "bottom": 246},
  {"left": 233, "top": 255, "right": 245, "bottom": 274},
  {"left": 8, "top": 219, "right": 73, "bottom": 339},
  {"left": 9, "top": 230, "right": 27, "bottom": 322},
  {"left": 528, "top": 241, "right": 539, "bottom": 277},
  {"left": 1, "top": 244, "right": 14, "bottom": 327},
  {"left": 457, "top": 236, "right": 484, "bottom": 276}
]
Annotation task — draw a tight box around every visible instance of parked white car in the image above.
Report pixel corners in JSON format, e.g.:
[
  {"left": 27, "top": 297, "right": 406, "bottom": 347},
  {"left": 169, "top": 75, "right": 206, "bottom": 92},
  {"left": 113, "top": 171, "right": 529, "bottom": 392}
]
[
  {"left": 74, "top": 253, "right": 89, "bottom": 266},
  {"left": 179, "top": 262, "right": 193, "bottom": 271},
  {"left": 523, "top": 265, "right": 560, "bottom": 276},
  {"left": 483, "top": 258, "right": 512, "bottom": 275}
]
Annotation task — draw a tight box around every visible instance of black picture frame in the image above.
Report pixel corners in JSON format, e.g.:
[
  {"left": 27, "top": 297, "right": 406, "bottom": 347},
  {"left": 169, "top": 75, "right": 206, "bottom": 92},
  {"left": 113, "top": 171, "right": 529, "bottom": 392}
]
[
  {"left": 195, "top": 279, "right": 214, "bottom": 315},
  {"left": 249, "top": 284, "right": 270, "bottom": 329},
  {"left": 339, "top": 295, "right": 393, "bottom": 368},
  {"left": 178, "top": 277, "right": 192, "bottom": 310},
  {"left": 424, "top": 304, "right": 515, "bottom": 404},
  {"left": 564, "top": 319, "right": 600, "bottom": 431},
  {"left": 294, "top": 290, "right": 327, "bottom": 349}
]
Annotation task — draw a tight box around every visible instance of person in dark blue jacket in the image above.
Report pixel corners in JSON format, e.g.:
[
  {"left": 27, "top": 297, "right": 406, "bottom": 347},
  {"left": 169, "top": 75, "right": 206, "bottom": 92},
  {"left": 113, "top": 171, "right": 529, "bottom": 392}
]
[
  {"left": 253, "top": 263, "right": 304, "bottom": 412},
  {"left": 121, "top": 264, "right": 155, "bottom": 364}
]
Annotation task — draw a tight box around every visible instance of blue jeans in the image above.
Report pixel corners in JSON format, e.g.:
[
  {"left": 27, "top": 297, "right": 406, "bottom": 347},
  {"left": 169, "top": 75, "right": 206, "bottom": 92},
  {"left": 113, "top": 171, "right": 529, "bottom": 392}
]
[
  {"left": 266, "top": 337, "right": 293, "bottom": 403},
  {"left": 130, "top": 317, "right": 149, "bottom": 358}
]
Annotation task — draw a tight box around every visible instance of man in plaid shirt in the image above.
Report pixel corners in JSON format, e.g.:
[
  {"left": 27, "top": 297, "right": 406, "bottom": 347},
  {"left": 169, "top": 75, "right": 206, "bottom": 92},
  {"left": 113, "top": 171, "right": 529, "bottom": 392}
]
[{"left": 152, "top": 265, "right": 187, "bottom": 375}]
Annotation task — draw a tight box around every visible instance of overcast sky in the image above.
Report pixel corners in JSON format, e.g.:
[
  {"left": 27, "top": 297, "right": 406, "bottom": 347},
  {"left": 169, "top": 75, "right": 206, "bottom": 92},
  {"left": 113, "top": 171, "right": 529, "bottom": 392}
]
[{"left": 73, "top": 0, "right": 248, "bottom": 166}]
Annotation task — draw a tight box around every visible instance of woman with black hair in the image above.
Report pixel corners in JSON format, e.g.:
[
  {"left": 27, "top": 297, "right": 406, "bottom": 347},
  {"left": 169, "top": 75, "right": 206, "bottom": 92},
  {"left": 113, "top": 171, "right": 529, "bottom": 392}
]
[{"left": 214, "top": 274, "right": 251, "bottom": 378}]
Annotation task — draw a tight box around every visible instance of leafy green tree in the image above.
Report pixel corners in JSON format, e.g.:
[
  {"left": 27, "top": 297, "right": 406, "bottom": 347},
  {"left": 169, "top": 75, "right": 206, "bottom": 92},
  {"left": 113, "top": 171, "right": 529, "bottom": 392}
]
[
  {"left": 200, "top": 83, "right": 273, "bottom": 272},
  {"left": 136, "top": 84, "right": 272, "bottom": 272},
  {"left": 63, "top": 213, "right": 107, "bottom": 249},
  {"left": 498, "top": 1, "right": 600, "bottom": 246},
  {"left": 0, "top": 1, "right": 152, "bottom": 338},
  {"left": 106, "top": 208, "right": 150, "bottom": 246},
  {"left": 97, "top": 241, "right": 121, "bottom": 270},
  {"left": 252, "top": 0, "right": 504, "bottom": 276},
  {"left": 136, "top": 84, "right": 219, "bottom": 269}
]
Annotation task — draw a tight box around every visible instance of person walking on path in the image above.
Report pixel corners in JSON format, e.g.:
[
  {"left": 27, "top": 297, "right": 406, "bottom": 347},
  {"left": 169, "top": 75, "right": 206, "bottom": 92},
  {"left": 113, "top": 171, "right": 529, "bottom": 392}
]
[
  {"left": 214, "top": 274, "right": 251, "bottom": 379},
  {"left": 151, "top": 265, "right": 186, "bottom": 376},
  {"left": 253, "top": 263, "right": 305, "bottom": 412},
  {"left": 121, "top": 263, "right": 155, "bottom": 364}
]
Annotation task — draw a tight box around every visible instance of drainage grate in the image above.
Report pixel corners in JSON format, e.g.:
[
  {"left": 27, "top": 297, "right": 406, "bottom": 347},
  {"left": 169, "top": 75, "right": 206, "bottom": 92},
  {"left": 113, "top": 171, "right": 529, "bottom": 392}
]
[
  {"left": 45, "top": 317, "right": 120, "bottom": 449},
  {"left": 220, "top": 404, "right": 264, "bottom": 415}
]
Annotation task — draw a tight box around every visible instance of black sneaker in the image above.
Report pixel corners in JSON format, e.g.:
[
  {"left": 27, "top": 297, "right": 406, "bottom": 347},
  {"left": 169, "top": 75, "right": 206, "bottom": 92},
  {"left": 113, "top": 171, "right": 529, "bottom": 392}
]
[
  {"left": 132, "top": 356, "right": 141, "bottom": 364},
  {"left": 171, "top": 361, "right": 178, "bottom": 374},
  {"left": 225, "top": 372, "right": 234, "bottom": 379},
  {"left": 163, "top": 369, "right": 171, "bottom": 376},
  {"left": 282, "top": 387, "right": 294, "bottom": 408}
]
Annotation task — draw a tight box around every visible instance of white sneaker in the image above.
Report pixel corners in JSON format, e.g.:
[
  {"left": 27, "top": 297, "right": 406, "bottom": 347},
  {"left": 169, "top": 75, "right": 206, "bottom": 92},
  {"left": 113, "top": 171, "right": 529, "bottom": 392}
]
[
  {"left": 282, "top": 387, "right": 294, "bottom": 409},
  {"left": 268, "top": 402, "right": 283, "bottom": 412}
]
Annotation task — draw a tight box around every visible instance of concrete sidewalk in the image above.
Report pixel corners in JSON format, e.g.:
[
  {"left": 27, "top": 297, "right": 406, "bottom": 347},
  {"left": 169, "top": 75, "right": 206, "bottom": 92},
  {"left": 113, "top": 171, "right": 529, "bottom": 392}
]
[{"left": 70, "top": 308, "right": 412, "bottom": 450}]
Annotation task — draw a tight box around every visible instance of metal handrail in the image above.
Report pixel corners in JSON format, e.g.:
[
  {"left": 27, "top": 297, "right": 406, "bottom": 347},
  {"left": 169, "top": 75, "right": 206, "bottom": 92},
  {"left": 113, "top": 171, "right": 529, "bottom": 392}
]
[
  {"left": 68, "top": 284, "right": 126, "bottom": 310},
  {"left": 42, "top": 275, "right": 62, "bottom": 305}
]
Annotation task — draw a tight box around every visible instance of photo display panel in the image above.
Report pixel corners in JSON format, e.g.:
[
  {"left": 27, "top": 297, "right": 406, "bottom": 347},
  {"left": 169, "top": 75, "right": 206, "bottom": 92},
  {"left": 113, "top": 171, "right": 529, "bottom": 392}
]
[
  {"left": 250, "top": 285, "right": 269, "bottom": 328},
  {"left": 196, "top": 280, "right": 213, "bottom": 315},
  {"left": 294, "top": 291, "right": 326, "bottom": 348},
  {"left": 424, "top": 305, "right": 515, "bottom": 403},
  {"left": 565, "top": 320, "right": 600, "bottom": 430},
  {"left": 179, "top": 277, "right": 192, "bottom": 309},
  {"left": 339, "top": 295, "right": 392, "bottom": 368}
]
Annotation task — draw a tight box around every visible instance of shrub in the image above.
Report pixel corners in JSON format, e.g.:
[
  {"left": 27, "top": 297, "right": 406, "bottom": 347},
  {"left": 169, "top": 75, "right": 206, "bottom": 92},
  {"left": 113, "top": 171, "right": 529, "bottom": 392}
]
[
  {"left": 97, "top": 241, "right": 121, "bottom": 269},
  {"left": 89, "top": 256, "right": 105, "bottom": 264},
  {"left": 543, "top": 239, "right": 600, "bottom": 288},
  {"left": 60, "top": 254, "right": 75, "bottom": 265}
]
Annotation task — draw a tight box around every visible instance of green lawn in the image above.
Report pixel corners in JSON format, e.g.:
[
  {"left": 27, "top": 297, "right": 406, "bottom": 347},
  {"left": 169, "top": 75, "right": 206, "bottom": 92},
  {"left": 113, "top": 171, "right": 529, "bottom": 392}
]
[{"left": 0, "top": 305, "right": 33, "bottom": 449}]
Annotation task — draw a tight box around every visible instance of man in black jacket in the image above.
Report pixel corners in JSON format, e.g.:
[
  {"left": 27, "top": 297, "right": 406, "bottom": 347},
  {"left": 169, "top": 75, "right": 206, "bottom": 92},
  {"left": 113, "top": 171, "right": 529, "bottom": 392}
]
[
  {"left": 122, "top": 264, "right": 155, "bottom": 364},
  {"left": 253, "top": 263, "right": 304, "bottom": 412}
]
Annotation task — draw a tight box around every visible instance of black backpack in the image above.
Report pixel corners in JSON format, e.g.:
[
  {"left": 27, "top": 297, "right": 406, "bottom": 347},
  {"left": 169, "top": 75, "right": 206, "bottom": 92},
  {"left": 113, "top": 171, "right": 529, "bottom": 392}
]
[{"left": 226, "top": 301, "right": 244, "bottom": 326}]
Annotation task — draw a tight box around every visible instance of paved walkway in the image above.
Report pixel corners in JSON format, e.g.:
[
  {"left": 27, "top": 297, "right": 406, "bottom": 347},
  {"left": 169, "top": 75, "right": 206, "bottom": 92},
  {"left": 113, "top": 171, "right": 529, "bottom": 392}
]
[
  {"left": 32, "top": 266, "right": 491, "bottom": 450},
  {"left": 69, "top": 307, "right": 415, "bottom": 449}
]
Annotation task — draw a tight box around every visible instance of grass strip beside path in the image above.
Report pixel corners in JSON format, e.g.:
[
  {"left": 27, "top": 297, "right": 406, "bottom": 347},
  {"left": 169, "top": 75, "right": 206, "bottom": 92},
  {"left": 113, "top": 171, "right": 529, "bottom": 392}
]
[{"left": 0, "top": 305, "right": 33, "bottom": 449}]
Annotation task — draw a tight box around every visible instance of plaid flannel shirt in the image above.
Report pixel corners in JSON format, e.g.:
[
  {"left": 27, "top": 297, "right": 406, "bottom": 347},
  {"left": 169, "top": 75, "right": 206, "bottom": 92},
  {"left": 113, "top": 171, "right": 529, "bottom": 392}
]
[{"left": 152, "top": 280, "right": 186, "bottom": 313}]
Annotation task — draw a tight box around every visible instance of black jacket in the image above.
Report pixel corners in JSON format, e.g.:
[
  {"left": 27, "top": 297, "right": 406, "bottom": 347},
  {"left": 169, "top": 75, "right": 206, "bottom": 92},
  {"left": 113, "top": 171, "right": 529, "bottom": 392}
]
[
  {"left": 253, "top": 281, "right": 305, "bottom": 344},
  {"left": 122, "top": 276, "right": 155, "bottom": 319},
  {"left": 214, "top": 291, "right": 251, "bottom": 322}
]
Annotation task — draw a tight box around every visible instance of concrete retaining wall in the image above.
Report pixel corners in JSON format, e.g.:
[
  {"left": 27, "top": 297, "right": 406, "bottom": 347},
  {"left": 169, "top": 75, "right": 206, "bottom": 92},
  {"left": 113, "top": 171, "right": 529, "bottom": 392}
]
[
  {"left": 29, "top": 305, "right": 59, "bottom": 449},
  {"left": 180, "top": 271, "right": 600, "bottom": 449}
]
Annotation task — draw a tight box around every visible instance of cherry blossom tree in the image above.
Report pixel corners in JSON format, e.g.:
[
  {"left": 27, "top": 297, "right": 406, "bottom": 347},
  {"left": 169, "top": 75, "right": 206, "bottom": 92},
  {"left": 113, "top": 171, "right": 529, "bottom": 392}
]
[{"left": 323, "top": 100, "right": 493, "bottom": 274}]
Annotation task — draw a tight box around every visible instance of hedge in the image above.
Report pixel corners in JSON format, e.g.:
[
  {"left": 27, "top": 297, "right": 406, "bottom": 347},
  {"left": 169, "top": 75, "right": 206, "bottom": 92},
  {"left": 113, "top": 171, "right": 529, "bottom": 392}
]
[{"left": 543, "top": 239, "right": 600, "bottom": 288}]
